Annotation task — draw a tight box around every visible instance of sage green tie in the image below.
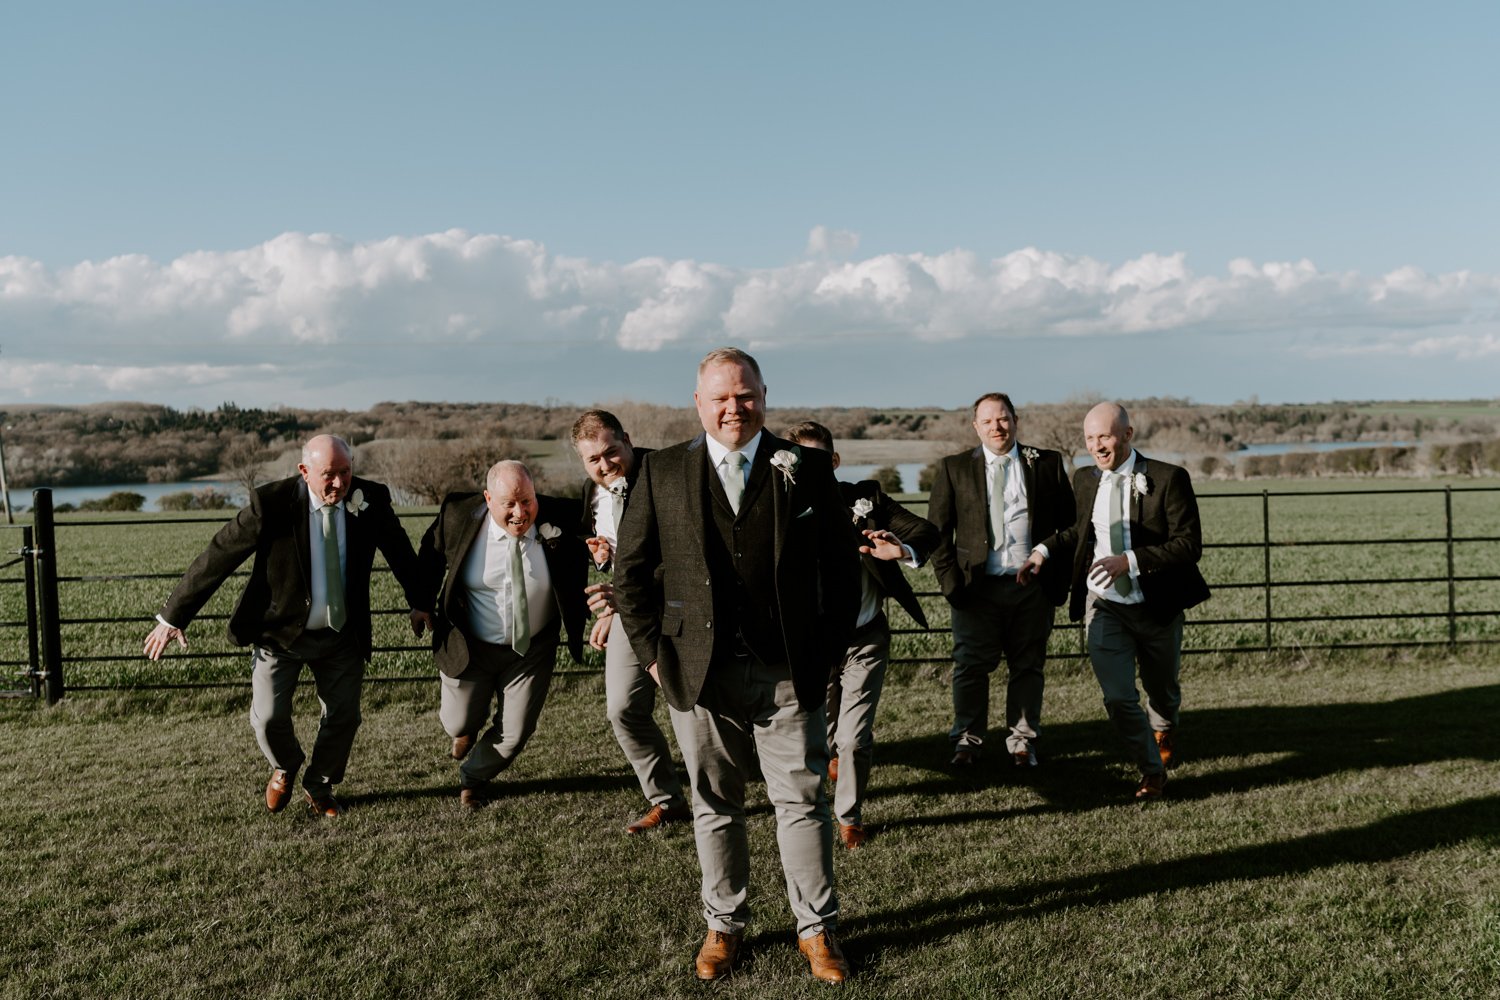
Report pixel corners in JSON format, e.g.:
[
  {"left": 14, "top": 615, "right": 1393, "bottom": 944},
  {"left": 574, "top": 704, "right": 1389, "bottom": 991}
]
[
  {"left": 988, "top": 456, "right": 1008, "bottom": 551},
  {"left": 1109, "top": 474, "right": 1133, "bottom": 596},
  {"left": 725, "top": 452, "right": 747, "bottom": 515},
  {"left": 320, "top": 505, "right": 346, "bottom": 631},
  {"left": 510, "top": 536, "right": 531, "bottom": 655}
]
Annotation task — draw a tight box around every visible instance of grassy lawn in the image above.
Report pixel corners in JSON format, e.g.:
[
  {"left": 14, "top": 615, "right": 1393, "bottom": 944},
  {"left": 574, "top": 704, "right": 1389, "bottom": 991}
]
[{"left": 3, "top": 652, "right": 1498, "bottom": 999}]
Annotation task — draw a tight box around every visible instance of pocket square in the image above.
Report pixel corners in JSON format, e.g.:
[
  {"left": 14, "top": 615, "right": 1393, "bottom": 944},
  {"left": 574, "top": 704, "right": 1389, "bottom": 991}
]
[{"left": 796, "top": 506, "right": 815, "bottom": 519}]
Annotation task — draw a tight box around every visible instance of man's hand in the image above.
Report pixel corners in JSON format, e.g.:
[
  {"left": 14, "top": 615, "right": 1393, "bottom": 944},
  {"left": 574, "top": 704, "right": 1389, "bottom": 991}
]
[
  {"left": 143, "top": 621, "right": 187, "bottom": 660},
  {"left": 1088, "top": 554, "right": 1131, "bottom": 590},
  {"left": 584, "top": 581, "right": 616, "bottom": 616},
  {"left": 586, "top": 535, "right": 613, "bottom": 569},
  {"left": 858, "top": 528, "right": 906, "bottom": 562},
  {"left": 646, "top": 661, "right": 661, "bottom": 687},
  {"left": 589, "top": 613, "right": 612, "bottom": 651},
  {"left": 409, "top": 609, "right": 433, "bottom": 638},
  {"left": 1017, "top": 550, "right": 1046, "bottom": 585}
]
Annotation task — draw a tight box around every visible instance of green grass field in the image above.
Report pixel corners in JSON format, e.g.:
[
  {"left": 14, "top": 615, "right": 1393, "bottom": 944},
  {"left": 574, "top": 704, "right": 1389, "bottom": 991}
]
[{"left": 2, "top": 654, "right": 1497, "bottom": 998}]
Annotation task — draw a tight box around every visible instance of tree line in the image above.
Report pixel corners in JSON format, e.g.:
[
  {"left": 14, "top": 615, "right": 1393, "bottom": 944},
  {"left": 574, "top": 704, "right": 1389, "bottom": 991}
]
[{"left": 3, "top": 398, "right": 1497, "bottom": 504}]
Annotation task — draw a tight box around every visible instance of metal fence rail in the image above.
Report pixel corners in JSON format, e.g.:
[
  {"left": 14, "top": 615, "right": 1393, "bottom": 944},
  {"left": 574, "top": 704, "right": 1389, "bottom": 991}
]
[{"left": 8, "top": 484, "right": 1500, "bottom": 700}]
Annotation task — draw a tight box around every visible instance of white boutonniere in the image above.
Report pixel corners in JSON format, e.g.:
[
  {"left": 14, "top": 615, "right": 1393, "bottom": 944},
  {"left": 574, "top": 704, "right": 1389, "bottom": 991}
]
[
  {"left": 538, "top": 523, "right": 561, "bottom": 548},
  {"left": 607, "top": 479, "right": 629, "bottom": 501},
  {"left": 770, "top": 448, "right": 800, "bottom": 490},
  {"left": 851, "top": 497, "right": 874, "bottom": 522},
  {"left": 345, "top": 489, "right": 368, "bottom": 517},
  {"left": 1132, "top": 472, "right": 1151, "bottom": 498},
  {"left": 1021, "top": 446, "right": 1040, "bottom": 467}
]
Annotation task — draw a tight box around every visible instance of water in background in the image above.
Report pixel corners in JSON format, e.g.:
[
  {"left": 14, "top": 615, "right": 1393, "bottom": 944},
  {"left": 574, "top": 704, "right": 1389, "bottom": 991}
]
[{"left": 5, "top": 481, "right": 241, "bottom": 513}]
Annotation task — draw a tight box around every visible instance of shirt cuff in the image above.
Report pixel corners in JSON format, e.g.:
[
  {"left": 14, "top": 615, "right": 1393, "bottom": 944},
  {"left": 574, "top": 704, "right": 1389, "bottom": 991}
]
[
  {"left": 901, "top": 543, "right": 919, "bottom": 569},
  {"left": 1033, "top": 543, "right": 1050, "bottom": 561},
  {"left": 1126, "top": 550, "right": 1140, "bottom": 578},
  {"left": 156, "top": 613, "right": 181, "bottom": 631}
]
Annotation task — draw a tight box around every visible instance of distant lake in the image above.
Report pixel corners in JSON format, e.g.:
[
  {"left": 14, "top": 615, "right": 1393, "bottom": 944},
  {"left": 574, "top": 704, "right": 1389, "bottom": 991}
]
[
  {"left": 5, "top": 480, "right": 241, "bottom": 514},
  {"left": 839, "top": 462, "right": 927, "bottom": 493}
]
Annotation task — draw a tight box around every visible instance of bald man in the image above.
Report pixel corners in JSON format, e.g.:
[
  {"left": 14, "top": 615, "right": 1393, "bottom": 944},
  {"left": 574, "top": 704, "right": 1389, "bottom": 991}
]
[
  {"left": 1026, "top": 403, "right": 1210, "bottom": 800},
  {"left": 412, "top": 460, "right": 588, "bottom": 809},
  {"left": 145, "top": 434, "right": 427, "bottom": 817}
]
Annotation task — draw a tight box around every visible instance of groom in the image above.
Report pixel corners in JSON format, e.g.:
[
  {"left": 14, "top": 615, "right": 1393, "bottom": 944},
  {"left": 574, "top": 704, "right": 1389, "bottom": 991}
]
[{"left": 614, "top": 347, "right": 860, "bottom": 984}]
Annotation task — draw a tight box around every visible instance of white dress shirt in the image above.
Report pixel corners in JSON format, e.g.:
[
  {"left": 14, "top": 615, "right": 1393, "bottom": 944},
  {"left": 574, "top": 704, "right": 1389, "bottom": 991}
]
[
  {"left": 590, "top": 480, "right": 623, "bottom": 548},
  {"left": 306, "top": 495, "right": 348, "bottom": 630},
  {"left": 983, "top": 444, "right": 1032, "bottom": 576},
  {"left": 460, "top": 520, "right": 557, "bottom": 646},
  {"left": 1088, "top": 450, "right": 1144, "bottom": 605}
]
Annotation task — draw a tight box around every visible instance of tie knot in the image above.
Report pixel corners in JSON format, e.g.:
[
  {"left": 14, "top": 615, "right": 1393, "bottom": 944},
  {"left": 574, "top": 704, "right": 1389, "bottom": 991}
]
[{"left": 728, "top": 452, "right": 747, "bottom": 471}]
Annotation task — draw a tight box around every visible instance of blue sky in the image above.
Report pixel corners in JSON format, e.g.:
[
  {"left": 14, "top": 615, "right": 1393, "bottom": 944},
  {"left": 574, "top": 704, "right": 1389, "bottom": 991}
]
[{"left": 3, "top": 2, "right": 1498, "bottom": 410}]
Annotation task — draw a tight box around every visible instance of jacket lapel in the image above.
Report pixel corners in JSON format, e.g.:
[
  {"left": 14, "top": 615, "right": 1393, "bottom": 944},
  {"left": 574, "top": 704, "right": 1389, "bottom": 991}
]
[
  {"left": 966, "top": 446, "right": 988, "bottom": 550},
  {"left": 685, "top": 434, "right": 710, "bottom": 557},
  {"left": 292, "top": 479, "right": 312, "bottom": 592}
]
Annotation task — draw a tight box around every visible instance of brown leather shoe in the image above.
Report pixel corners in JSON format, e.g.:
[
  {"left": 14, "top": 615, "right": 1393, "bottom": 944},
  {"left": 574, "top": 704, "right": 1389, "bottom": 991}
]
[
  {"left": 459, "top": 786, "right": 486, "bottom": 811},
  {"left": 1011, "top": 746, "right": 1039, "bottom": 768},
  {"left": 827, "top": 756, "right": 839, "bottom": 782},
  {"left": 951, "top": 747, "right": 980, "bottom": 767},
  {"left": 1135, "top": 772, "right": 1168, "bottom": 801},
  {"left": 798, "top": 930, "right": 850, "bottom": 984},
  {"left": 265, "top": 769, "right": 294, "bottom": 813},
  {"left": 695, "top": 929, "right": 742, "bottom": 981},
  {"left": 625, "top": 802, "right": 691, "bottom": 834},
  {"left": 451, "top": 735, "right": 474, "bottom": 760},
  {"left": 305, "top": 790, "right": 344, "bottom": 818},
  {"left": 838, "top": 823, "right": 868, "bottom": 850},
  {"left": 1154, "top": 730, "right": 1177, "bottom": 769}
]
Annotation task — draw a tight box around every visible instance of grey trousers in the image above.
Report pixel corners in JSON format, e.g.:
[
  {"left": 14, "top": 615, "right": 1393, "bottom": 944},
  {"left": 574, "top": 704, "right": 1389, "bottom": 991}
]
[
  {"left": 1084, "top": 597, "right": 1182, "bottom": 777},
  {"left": 825, "top": 613, "right": 889, "bottom": 827},
  {"left": 604, "top": 613, "right": 686, "bottom": 809},
  {"left": 949, "top": 573, "right": 1054, "bottom": 754},
  {"left": 669, "top": 652, "right": 838, "bottom": 939},
  {"left": 442, "top": 632, "right": 559, "bottom": 789},
  {"left": 249, "top": 628, "right": 365, "bottom": 796}
]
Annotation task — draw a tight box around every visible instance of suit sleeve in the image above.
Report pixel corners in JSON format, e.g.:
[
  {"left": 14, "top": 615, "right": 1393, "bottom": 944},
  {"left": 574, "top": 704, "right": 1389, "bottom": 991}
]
[
  {"left": 927, "top": 458, "right": 961, "bottom": 596},
  {"left": 159, "top": 493, "right": 265, "bottom": 629},
  {"left": 613, "top": 453, "right": 663, "bottom": 667},
  {"left": 878, "top": 490, "right": 939, "bottom": 565},
  {"left": 812, "top": 457, "right": 861, "bottom": 644},
  {"left": 1039, "top": 467, "right": 1088, "bottom": 556},
  {"left": 367, "top": 483, "right": 426, "bottom": 611},
  {"left": 414, "top": 498, "right": 453, "bottom": 613},
  {"left": 1132, "top": 465, "right": 1204, "bottom": 573}
]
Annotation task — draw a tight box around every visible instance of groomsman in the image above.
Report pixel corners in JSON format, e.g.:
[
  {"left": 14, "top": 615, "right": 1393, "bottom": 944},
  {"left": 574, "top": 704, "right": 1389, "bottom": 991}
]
[
  {"left": 569, "top": 409, "right": 691, "bottom": 834},
  {"left": 929, "top": 393, "right": 1076, "bottom": 768},
  {"left": 614, "top": 348, "right": 860, "bottom": 984},
  {"left": 412, "top": 460, "right": 588, "bottom": 809},
  {"left": 143, "top": 434, "right": 426, "bottom": 817},
  {"left": 1026, "top": 402, "right": 1210, "bottom": 800},
  {"left": 783, "top": 421, "right": 937, "bottom": 850}
]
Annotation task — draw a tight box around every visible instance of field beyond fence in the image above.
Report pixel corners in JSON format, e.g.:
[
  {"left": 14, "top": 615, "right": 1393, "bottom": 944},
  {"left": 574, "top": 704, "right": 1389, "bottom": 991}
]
[{"left": 3, "top": 481, "right": 1499, "bottom": 697}]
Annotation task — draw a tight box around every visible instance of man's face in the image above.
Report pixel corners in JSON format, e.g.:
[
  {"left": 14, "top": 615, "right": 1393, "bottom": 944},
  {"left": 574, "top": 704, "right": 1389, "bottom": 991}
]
[
  {"left": 485, "top": 474, "right": 539, "bottom": 537},
  {"left": 694, "top": 362, "right": 766, "bottom": 450},
  {"left": 299, "top": 448, "right": 352, "bottom": 505},
  {"left": 972, "top": 399, "right": 1017, "bottom": 455},
  {"left": 574, "top": 429, "right": 635, "bottom": 488},
  {"left": 1084, "top": 411, "right": 1134, "bottom": 471}
]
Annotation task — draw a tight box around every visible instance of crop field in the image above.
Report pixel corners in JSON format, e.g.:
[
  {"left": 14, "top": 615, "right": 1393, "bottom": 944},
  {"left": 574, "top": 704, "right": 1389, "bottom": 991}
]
[{"left": 3, "top": 479, "right": 1498, "bottom": 693}]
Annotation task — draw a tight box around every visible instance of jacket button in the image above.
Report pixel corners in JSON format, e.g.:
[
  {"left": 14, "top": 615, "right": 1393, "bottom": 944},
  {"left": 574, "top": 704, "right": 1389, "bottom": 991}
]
[
  {"left": 304, "top": 599, "right": 311, "bottom": 607},
  {"left": 704, "top": 621, "right": 712, "bottom": 629}
]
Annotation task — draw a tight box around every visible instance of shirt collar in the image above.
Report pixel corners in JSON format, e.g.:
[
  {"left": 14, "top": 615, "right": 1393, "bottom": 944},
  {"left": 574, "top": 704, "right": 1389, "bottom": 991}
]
[
  {"left": 705, "top": 429, "right": 763, "bottom": 470},
  {"left": 486, "top": 518, "right": 539, "bottom": 545},
  {"left": 982, "top": 443, "right": 1020, "bottom": 465},
  {"left": 1104, "top": 449, "right": 1138, "bottom": 479}
]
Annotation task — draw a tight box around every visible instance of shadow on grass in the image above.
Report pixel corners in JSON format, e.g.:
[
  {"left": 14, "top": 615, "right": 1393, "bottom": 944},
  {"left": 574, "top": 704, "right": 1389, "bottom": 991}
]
[
  {"left": 873, "top": 682, "right": 1500, "bottom": 812},
  {"left": 342, "top": 772, "right": 638, "bottom": 807},
  {"left": 848, "top": 791, "right": 1500, "bottom": 957}
]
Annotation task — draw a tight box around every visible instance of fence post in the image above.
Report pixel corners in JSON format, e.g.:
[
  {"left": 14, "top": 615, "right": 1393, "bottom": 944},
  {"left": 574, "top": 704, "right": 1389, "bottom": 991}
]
[
  {"left": 1445, "top": 486, "right": 1457, "bottom": 649},
  {"left": 23, "top": 525, "right": 41, "bottom": 699},
  {"left": 1262, "top": 490, "right": 1273, "bottom": 652},
  {"left": 31, "top": 489, "right": 65, "bottom": 704}
]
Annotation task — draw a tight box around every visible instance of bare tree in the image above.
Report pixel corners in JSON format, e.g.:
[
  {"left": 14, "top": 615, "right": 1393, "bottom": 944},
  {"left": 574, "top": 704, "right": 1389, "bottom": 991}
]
[
  {"left": 220, "top": 435, "right": 272, "bottom": 500},
  {"left": 369, "top": 438, "right": 525, "bottom": 505}
]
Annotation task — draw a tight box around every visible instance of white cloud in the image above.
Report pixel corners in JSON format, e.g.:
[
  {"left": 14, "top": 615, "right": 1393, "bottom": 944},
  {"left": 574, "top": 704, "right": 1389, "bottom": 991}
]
[{"left": 4, "top": 229, "right": 1500, "bottom": 405}]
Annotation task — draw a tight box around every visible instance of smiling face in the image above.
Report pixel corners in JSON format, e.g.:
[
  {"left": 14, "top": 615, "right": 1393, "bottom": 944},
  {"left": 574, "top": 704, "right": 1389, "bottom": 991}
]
[
  {"left": 298, "top": 435, "right": 353, "bottom": 505},
  {"left": 972, "top": 398, "right": 1017, "bottom": 456},
  {"left": 574, "top": 428, "right": 635, "bottom": 488},
  {"left": 694, "top": 361, "right": 766, "bottom": 451},
  {"left": 1084, "top": 403, "right": 1134, "bottom": 472},
  {"left": 484, "top": 465, "right": 539, "bottom": 538}
]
